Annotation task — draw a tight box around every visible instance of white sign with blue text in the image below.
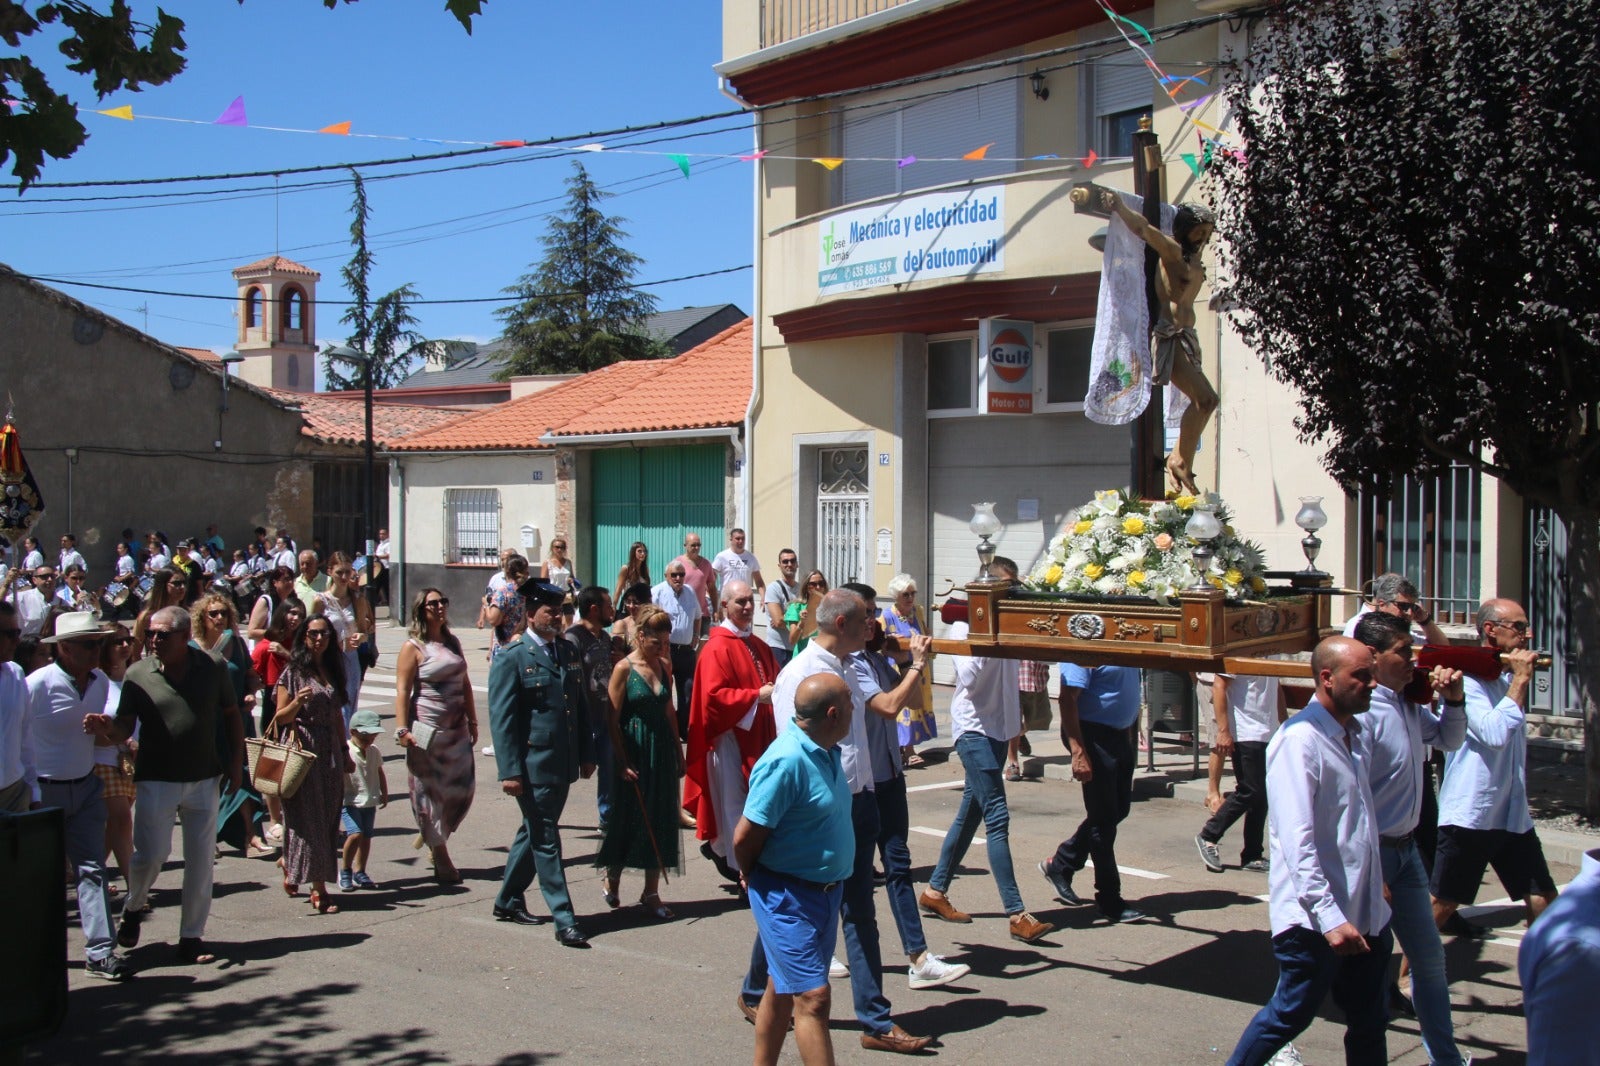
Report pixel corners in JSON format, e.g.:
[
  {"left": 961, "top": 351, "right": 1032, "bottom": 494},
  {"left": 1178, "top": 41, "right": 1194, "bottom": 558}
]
[{"left": 817, "top": 186, "right": 1006, "bottom": 297}]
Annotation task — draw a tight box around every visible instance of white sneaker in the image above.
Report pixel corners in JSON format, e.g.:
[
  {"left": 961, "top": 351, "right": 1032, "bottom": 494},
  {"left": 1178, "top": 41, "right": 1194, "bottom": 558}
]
[
  {"left": 829, "top": 956, "right": 848, "bottom": 979},
  {"left": 481, "top": 745, "right": 495, "bottom": 756},
  {"left": 1266, "top": 1045, "right": 1304, "bottom": 1065},
  {"left": 907, "top": 953, "right": 971, "bottom": 990}
]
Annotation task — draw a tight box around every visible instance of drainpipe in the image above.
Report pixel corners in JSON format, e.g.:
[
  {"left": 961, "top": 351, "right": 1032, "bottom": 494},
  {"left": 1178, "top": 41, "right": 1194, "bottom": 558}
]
[
  {"left": 720, "top": 75, "right": 760, "bottom": 533},
  {"left": 392, "top": 458, "right": 405, "bottom": 622}
]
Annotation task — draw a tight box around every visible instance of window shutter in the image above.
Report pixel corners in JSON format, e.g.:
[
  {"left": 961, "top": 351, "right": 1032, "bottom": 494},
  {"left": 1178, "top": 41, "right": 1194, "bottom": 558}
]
[
  {"left": 842, "top": 105, "right": 899, "bottom": 204},
  {"left": 1093, "top": 59, "right": 1151, "bottom": 117},
  {"left": 899, "top": 81, "right": 1018, "bottom": 193}
]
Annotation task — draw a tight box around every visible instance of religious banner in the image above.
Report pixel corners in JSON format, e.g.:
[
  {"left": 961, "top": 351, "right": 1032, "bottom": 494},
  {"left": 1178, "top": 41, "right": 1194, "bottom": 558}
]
[
  {"left": 977, "top": 318, "right": 1034, "bottom": 415},
  {"left": 816, "top": 185, "right": 1005, "bottom": 297},
  {"left": 0, "top": 413, "right": 45, "bottom": 540}
]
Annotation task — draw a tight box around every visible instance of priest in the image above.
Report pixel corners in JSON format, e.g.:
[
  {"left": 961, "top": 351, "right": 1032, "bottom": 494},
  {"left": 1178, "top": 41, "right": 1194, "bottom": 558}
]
[{"left": 683, "top": 579, "right": 778, "bottom": 880}]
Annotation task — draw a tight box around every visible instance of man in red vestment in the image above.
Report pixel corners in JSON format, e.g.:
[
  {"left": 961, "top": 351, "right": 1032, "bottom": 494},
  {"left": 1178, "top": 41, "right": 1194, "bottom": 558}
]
[{"left": 684, "top": 580, "right": 778, "bottom": 879}]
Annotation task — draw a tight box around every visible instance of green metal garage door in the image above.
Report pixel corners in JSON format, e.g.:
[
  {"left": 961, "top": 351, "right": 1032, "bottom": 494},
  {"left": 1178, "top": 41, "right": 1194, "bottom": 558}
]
[{"left": 591, "top": 444, "right": 726, "bottom": 594}]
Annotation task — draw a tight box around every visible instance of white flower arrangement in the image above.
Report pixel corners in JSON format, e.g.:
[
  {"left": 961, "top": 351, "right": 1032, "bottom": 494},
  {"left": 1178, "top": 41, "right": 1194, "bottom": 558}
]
[{"left": 1024, "top": 489, "right": 1269, "bottom": 603}]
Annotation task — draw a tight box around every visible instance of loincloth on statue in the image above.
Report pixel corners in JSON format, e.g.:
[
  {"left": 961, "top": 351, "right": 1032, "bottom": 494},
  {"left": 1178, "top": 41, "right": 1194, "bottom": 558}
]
[{"left": 1151, "top": 318, "right": 1201, "bottom": 387}]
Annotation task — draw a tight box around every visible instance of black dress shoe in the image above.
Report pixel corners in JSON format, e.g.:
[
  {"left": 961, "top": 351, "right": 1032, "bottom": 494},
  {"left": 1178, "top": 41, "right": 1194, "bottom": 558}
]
[
  {"left": 492, "top": 904, "right": 547, "bottom": 926},
  {"left": 701, "top": 841, "right": 740, "bottom": 884},
  {"left": 555, "top": 925, "right": 590, "bottom": 948},
  {"left": 1441, "top": 912, "right": 1487, "bottom": 939},
  {"left": 1389, "top": 981, "right": 1417, "bottom": 1018}
]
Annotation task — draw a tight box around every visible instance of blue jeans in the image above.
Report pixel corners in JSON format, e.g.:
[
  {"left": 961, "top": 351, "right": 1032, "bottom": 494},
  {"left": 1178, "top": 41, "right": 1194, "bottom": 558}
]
[
  {"left": 875, "top": 774, "right": 927, "bottom": 959},
  {"left": 1384, "top": 839, "right": 1464, "bottom": 1065},
  {"left": 592, "top": 722, "right": 613, "bottom": 825},
  {"left": 929, "top": 733, "right": 1025, "bottom": 916},
  {"left": 1227, "top": 924, "right": 1394, "bottom": 1066},
  {"left": 840, "top": 789, "right": 894, "bottom": 1034},
  {"left": 40, "top": 775, "right": 113, "bottom": 962}
]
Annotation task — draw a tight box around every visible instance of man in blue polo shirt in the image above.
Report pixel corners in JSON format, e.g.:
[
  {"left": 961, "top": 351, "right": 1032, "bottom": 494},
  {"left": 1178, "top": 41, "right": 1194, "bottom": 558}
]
[
  {"left": 734, "top": 672, "right": 856, "bottom": 1066},
  {"left": 1039, "top": 662, "right": 1149, "bottom": 923}
]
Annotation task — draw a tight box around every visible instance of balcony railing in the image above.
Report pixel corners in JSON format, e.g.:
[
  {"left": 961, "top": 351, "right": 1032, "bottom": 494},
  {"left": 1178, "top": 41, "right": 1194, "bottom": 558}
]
[{"left": 761, "top": 0, "right": 921, "bottom": 48}]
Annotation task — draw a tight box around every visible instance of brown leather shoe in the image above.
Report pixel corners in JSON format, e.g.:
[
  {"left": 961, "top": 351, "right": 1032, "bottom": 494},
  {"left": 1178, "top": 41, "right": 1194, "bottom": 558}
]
[
  {"left": 736, "top": 996, "right": 792, "bottom": 1031},
  {"left": 918, "top": 890, "right": 972, "bottom": 924},
  {"left": 1008, "top": 911, "right": 1054, "bottom": 943},
  {"left": 861, "top": 1024, "right": 933, "bottom": 1054}
]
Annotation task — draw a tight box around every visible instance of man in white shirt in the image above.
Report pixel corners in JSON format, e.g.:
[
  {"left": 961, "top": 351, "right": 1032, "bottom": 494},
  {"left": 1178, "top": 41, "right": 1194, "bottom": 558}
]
[
  {"left": 712, "top": 528, "right": 765, "bottom": 599},
  {"left": 1225, "top": 636, "right": 1391, "bottom": 1066},
  {"left": 1196, "top": 671, "right": 1288, "bottom": 874},
  {"left": 15, "top": 564, "right": 53, "bottom": 637},
  {"left": 760, "top": 587, "right": 932, "bottom": 1055},
  {"left": 1341, "top": 572, "right": 1449, "bottom": 646},
  {"left": 761, "top": 548, "right": 802, "bottom": 667},
  {"left": 919, "top": 558, "right": 1054, "bottom": 944},
  {"left": 1351, "top": 612, "right": 1471, "bottom": 1066},
  {"left": 30, "top": 612, "right": 131, "bottom": 980},
  {"left": 58, "top": 533, "right": 87, "bottom": 576},
  {"left": 652, "top": 562, "right": 702, "bottom": 739},
  {"left": 271, "top": 535, "right": 297, "bottom": 571},
  {"left": 0, "top": 603, "right": 34, "bottom": 813},
  {"left": 1431, "top": 598, "right": 1557, "bottom": 931}
]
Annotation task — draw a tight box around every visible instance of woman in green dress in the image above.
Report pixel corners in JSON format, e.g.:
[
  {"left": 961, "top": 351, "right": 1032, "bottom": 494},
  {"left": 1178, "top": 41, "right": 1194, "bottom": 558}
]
[{"left": 597, "top": 605, "right": 683, "bottom": 919}]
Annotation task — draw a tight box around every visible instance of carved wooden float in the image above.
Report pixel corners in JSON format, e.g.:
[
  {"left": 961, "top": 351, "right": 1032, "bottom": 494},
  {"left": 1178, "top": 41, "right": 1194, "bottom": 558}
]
[{"left": 930, "top": 579, "right": 1330, "bottom": 678}]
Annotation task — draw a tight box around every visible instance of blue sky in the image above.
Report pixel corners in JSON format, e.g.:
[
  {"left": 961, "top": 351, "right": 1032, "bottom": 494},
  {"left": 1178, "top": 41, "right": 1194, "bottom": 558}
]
[{"left": 1, "top": 1, "right": 755, "bottom": 363}]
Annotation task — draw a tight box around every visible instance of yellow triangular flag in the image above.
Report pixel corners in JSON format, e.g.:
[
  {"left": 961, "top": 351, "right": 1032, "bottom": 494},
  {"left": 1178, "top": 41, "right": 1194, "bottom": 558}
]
[
  {"left": 813, "top": 157, "right": 844, "bottom": 171},
  {"left": 98, "top": 105, "right": 135, "bottom": 121},
  {"left": 963, "top": 143, "right": 995, "bottom": 160},
  {"left": 319, "top": 121, "right": 351, "bottom": 135}
]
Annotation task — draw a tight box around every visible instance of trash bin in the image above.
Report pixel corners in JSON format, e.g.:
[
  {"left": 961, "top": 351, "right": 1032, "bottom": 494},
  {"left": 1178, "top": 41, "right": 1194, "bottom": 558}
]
[
  {"left": 1144, "top": 669, "right": 1196, "bottom": 734},
  {"left": 0, "top": 807, "right": 68, "bottom": 1056}
]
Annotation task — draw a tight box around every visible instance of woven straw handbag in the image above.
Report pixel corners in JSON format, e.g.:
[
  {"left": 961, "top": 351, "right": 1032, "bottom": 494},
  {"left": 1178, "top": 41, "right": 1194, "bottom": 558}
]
[{"left": 246, "top": 725, "right": 316, "bottom": 799}]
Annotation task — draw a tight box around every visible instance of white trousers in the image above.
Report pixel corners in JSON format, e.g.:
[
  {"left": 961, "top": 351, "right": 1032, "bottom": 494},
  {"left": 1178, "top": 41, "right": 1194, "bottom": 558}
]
[{"left": 127, "top": 776, "right": 221, "bottom": 940}]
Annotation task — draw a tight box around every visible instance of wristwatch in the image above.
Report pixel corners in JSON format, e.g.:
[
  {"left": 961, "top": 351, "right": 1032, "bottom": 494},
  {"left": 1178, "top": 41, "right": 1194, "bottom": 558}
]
[{"left": 395, "top": 727, "right": 410, "bottom": 742}]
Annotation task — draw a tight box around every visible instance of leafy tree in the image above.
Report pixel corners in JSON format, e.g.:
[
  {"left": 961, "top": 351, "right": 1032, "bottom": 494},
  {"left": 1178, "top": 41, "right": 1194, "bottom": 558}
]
[
  {"left": 327, "top": 167, "right": 423, "bottom": 391},
  {"left": 494, "top": 161, "right": 669, "bottom": 377},
  {"left": 1218, "top": 0, "right": 1600, "bottom": 810},
  {"left": 0, "top": 0, "right": 481, "bottom": 189}
]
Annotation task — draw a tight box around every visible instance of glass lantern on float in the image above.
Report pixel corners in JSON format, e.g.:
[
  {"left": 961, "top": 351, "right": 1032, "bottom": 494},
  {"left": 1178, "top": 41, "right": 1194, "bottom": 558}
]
[
  {"left": 1294, "top": 496, "right": 1330, "bottom": 576},
  {"left": 1185, "top": 503, "right": 1223, "bottom": 591},
  {"left": 970, "top": 503, "right": 1003, "bottom": 583}
]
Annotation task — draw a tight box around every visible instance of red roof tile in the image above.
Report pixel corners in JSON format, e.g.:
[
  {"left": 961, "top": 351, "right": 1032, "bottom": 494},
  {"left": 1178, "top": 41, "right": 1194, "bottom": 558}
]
[
  {"left": 391, "top": 318, "right": 752, "bottom": 451},
  {"left": 176, "top": 346, "right": 220, "bottom": 362},
  {"left": 270, "top": 389, "right": 474, "bottom": 447},
  {"left": 232, "top": 255, "right": 321, "bottom": 279}
]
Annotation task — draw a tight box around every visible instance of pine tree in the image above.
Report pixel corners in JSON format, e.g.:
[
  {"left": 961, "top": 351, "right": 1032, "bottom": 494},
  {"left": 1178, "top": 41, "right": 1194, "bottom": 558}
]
[
  {"left": 326, "top": 168, "right": 424, "bottom": 391},
  {"left": 494, "top": 162, "right": 668, "bottom": 377}
]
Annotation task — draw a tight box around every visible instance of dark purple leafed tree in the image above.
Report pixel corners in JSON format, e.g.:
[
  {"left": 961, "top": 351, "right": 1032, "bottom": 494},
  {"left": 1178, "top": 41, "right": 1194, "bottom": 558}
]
[{"left": 1217, "top": 0, "right": 1600, "bottom": 811}]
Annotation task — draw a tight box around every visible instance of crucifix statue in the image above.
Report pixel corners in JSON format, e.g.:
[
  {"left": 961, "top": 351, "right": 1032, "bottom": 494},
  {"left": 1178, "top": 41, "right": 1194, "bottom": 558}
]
[{"left": 1071, "top": 121, "right": 1220, "bottom": 496}]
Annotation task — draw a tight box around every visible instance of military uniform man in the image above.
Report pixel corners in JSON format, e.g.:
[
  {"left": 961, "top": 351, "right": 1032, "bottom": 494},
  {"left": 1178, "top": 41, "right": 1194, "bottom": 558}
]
[{"left": 489, "top": 578, "right": 597, "bottom": 947}]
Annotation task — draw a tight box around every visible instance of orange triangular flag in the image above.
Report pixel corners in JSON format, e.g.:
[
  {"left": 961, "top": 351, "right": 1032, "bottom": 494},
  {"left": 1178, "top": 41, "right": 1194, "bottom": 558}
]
[
  {"left": 98, "top": 105, "right": 134, "bottom": 121},
  {"left": 319, "top": 121, "right": 351, "bottom": 135},
  {"left": 1081, "top": 148, "right": 1099, "bottom": 168},
  {"left": 963, "top": 143, "right": 995, "bottom": 160},
  {"left": 814, "top": 157, "right": 844, "bottom": 170}
]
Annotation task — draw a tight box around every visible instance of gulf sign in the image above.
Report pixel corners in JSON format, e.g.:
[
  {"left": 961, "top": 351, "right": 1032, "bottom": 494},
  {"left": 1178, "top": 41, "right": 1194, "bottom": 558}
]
[{"left": 978, "top": 319, "right": 1034, "bottom": 415}]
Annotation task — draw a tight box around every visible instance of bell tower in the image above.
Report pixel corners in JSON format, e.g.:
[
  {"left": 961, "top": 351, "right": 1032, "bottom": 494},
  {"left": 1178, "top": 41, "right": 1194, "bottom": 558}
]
[{"left": 231, "top": 255, "right": 320, "bottom": 392}]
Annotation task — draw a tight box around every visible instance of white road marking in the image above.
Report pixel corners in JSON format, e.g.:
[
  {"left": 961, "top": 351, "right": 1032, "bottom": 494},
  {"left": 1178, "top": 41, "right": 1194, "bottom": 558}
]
[
  {"left": 906, "top": 779, "right": 965, "bottom": 793},
  {"left": 911, "top": 825, "right": 980, "bottom": 845}
]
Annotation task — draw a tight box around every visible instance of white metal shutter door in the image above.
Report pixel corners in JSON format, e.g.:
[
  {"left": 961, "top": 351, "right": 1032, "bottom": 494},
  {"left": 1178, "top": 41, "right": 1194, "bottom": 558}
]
[{"left": 925, "top": 413, "right": 1125, "bottom": 684}]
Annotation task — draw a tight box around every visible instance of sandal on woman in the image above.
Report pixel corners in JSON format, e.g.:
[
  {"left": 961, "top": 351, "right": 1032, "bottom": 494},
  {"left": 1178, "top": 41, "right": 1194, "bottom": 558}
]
[
  {"left": 1004, "top": 763, "right": 1023, "bottom": 782},
  {"left": 601, "top": 884, "right": 621, "bottom": 909},
  {"left": 308, "top": 889, "right": 339, "bottom": 915},
  {"left": 904, "top": 752, "right": 926, "bottom": 769},
  {"left": 640, "top": 892, "right": 674, "bottom": 920}
]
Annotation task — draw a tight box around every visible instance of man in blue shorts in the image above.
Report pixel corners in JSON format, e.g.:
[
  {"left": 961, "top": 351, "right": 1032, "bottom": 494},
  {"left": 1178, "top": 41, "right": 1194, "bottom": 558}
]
[{"left": 734, "top": 672, "right": 856, "bottom": 1066}]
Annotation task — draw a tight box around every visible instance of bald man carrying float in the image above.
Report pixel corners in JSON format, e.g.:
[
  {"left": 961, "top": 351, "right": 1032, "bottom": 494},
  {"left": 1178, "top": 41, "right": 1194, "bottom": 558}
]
[{"left": 1226, "top": 636, "right": 1393, "bottom": 1066}]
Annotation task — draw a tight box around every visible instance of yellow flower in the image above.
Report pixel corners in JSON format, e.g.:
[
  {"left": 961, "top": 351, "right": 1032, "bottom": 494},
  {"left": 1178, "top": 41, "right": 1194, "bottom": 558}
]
[
  {"left": 1174, "top": 494, "right": 1197, "bottom": 510},
  {"left": 1250, "top": 576, "right": 1268, "bottom": 593},
  {"left": 1208, "top": 575, "right": 1225, "bottom": 589},
  {"left": 1224, "top": 569, "right": 1243, "bottom": 586},
  {"left": 1224, "top": 524, "right": 1236, "bottom": 537},
  {"left": 1084, "top": 563, "right": 1104, "bottom": 579},
  {"left": 1045, "top": 564, "right": 1064, "bottom": 584},
  {"left": 1127, "top": 570, "right": 1147, "bottom": 587},
  {"left": 1121, "top": 516, "right": 1146, "bottom": 535},
  {"left": 1073, "top": 519, "right": 1093, "bottom": 535}
]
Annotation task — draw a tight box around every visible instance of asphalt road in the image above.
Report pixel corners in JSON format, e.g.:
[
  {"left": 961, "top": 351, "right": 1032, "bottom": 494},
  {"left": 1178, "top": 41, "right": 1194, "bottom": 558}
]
[{"left": 27, "top": 622, "right": 1548, "bottom": 1064}]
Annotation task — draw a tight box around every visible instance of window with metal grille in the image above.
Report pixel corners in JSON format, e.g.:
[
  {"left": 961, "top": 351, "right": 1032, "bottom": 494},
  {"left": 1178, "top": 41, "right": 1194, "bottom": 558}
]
[
  {"left": 1357, "top": 462, "right": 1481, "bottom": 625},
  {"left": 444, "top": 489, "right": 500, "bottom": 566},
  {"left": 817, "top": 447, "right": 870, "bottom": 586}
]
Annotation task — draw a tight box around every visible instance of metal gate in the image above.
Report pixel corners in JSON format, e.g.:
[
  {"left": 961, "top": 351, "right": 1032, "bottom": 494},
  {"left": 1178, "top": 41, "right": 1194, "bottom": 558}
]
[
  {"left": 1526, "top": 507, "right": 1583, "bottom": 717},
  {"left": 1357, "top": 461, "right": 1481, "bottom": 625},
  {"left": 590, "top": 444, "right": 726, "bottom": 591},
  {"left": 817, "top": 446, "right": 869, "bottom": 586}
]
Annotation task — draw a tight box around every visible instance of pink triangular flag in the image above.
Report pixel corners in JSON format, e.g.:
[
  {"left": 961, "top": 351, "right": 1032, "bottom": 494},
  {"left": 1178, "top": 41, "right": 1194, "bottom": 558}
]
[
  {"left": 213, "top": 95, "right": 247, "bottom": 126},
  {"left": 494, "top": 140, "right": 526, "bottom": 147},
  {"left": 738, "top": 149, "right": 769, "bottom": 162},
  {"left": 319, "top": 121, "right": 351, "bottom": 136}
]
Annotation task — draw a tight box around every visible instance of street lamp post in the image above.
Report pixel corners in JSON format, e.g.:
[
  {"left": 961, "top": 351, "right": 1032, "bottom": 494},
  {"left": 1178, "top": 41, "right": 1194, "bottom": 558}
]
[{"left": 324, "top": 344, "right": 376, "bottom": 558}]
